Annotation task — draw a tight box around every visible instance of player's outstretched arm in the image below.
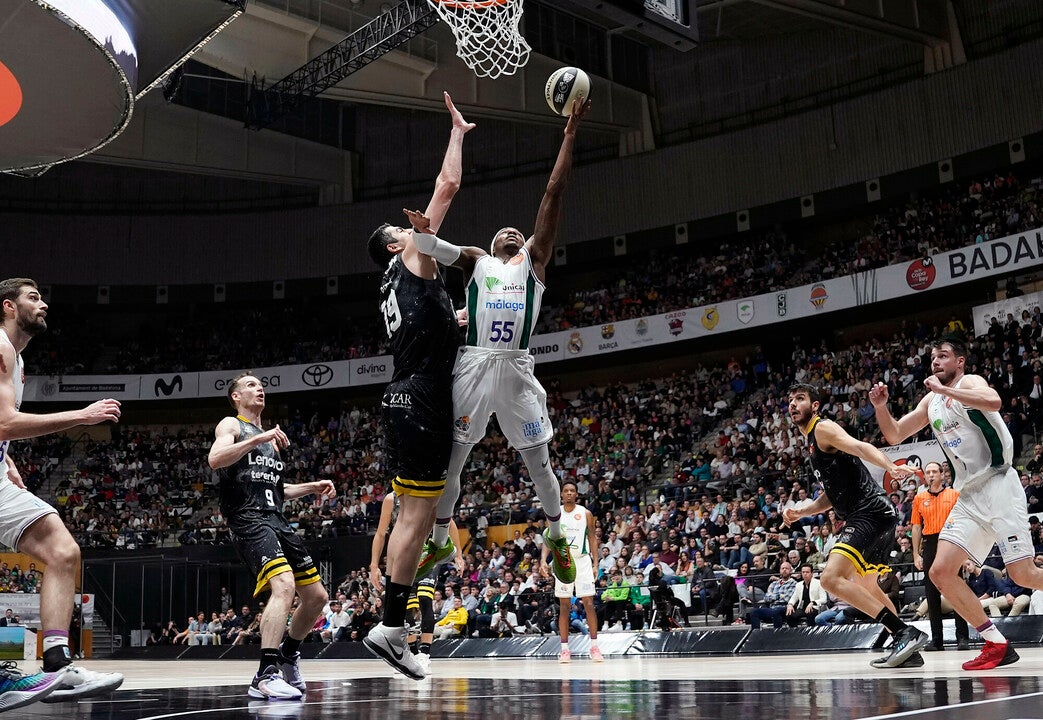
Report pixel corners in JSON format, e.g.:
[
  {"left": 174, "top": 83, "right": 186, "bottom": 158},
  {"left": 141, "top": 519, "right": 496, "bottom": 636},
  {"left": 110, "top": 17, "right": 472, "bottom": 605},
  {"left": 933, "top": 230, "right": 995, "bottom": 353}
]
[
  {"left": 527, "top": 97, "right": 591, "bottom": 278},
  {"left": 285, "top": 479, "right": 336, "bottom": 500},
  {"left": 815, "top": 418, "right": 913, "bottom": 478},
  {"left": 424, "top": 92, "right": 475, "bottom": 235},
  {"left": 0, "top": 345, "right": 120, "bottom": 440},
  {"left": 404, "top": 208, "right": 485, "bottom": 275},
  {"left": 869, "top": 382, "right": 930, "bottom": 445}
]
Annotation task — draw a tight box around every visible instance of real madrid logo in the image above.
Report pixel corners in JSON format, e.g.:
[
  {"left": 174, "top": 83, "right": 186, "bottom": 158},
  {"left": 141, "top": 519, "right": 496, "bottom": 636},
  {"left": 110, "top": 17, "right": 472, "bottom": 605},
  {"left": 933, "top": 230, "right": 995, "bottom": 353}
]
[
  {"left": 568, "top": 332, "right": 583, "bottom": 354},
  {"left": 702, "top": 307, "right": 720, "bottom": 330},
  {"left": 635, "top": 318, "right": 649, "bottom": 336}
]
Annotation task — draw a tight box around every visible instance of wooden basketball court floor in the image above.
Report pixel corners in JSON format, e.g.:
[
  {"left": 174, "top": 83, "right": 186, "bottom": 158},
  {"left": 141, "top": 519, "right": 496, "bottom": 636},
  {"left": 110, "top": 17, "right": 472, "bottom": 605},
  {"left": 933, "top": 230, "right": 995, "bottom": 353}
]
[{"left": 12, "top": 648, "right": 1043, "bottom": 720}]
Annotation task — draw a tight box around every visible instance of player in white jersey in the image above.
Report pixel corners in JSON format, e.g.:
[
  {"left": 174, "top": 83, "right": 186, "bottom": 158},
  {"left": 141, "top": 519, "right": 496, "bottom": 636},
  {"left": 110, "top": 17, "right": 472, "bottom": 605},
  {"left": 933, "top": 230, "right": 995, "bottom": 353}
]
[
  {"left": 870, "top": 335, "right": 1043, "bottom": 671},
  {"left": 0, "top": 278, "right": 125, "bottom": 707},
  {"left": 404, "top": 98, "right": 592, "bottom": 587},
  {"left": 541, "top": 480, "right": 602, "bottom": 663}
]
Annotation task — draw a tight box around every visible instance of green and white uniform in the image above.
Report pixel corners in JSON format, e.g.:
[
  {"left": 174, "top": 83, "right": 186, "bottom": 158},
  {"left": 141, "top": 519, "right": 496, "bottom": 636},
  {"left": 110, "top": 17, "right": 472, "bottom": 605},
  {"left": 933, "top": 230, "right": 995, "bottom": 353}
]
[
  {"left": 554, "top": 503, "right": 595, "bottom": 599},
  {"left": 929, "top": 375, "right": 1031, "bottom": 565},
  {"left": 0, "top": 329, "right": 58, "bottom": 549},
  {"left": 453, "top": 247, "right": 552, "bottom": 449}
]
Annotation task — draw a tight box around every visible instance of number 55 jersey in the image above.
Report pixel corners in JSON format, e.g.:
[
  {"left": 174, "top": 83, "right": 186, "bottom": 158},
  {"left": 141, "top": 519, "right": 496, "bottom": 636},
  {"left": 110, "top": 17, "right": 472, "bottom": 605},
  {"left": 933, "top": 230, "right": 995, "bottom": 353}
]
[{"left": 455, "top": 247, "right": 553, "bottom": 450}]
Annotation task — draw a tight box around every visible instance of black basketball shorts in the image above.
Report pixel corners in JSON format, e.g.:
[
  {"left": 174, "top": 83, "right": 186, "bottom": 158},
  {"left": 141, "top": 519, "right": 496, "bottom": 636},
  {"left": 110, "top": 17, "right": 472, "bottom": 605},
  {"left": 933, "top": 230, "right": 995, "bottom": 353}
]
[
  {"left": 381, "top": 376, "right": 451, "bottom": 498},
  {"left": 830, "top": 508, "right": 898, "bottom": 576},
  {"left": 229, "top": 512, "right": 321, "bottom": 597}
]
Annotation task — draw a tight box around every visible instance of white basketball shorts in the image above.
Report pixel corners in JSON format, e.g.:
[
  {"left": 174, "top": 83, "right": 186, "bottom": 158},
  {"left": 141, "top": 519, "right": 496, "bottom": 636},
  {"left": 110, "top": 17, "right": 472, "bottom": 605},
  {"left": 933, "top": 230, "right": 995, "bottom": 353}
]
[
  {"left": 0, "top": 479, "right": 58, "bottom": 550},
  {"left": 451, "top": 347, "right": 553, "bottom": 450},
  {"left": 555, "top": 554, "right": 596, "bottom": 599},
  {"left": 940, "top": 466, "right": 1033, "bottom": 566}
]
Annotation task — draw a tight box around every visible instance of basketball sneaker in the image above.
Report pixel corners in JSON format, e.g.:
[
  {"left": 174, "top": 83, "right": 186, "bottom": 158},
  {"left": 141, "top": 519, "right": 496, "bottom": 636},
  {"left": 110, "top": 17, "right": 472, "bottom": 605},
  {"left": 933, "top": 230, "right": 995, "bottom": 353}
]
[
  {"left": 0, "top": 663, "right": 66, "bottom": 711},
  {"left": 415, "top": 652, "right": 431, "bottom": 675},
  {"left": 248, "top": 666, "right": 303, "bottom": 701},
  {"left": 558, "top": 646, "right": 571, "bottom": 664},
  {"left": 543, "top": 531, "right": 576, "bottom": 583},
  {"left": 871, "top": 626, "right": 928, "bottom": 669},
  {"left": 590, "top": 646, "right": 604, "bottom": 663},
  {"left": 417, "top": 537, "right": 455, "bottom": 578},
  {"left": 870, "top": 652, "right": 924, "bottom": 669},
  {"left": 962, "top": 641, "right": 1019, "bottom": 671},
  {"left": 277, "top": 650, "right": 306, "bottom": 694},
  {"left": 364, "top": 623, "right": 427, "bottom": 680},
  {"left": 41, "top": 664, "right": 124, "bottom": 702}
]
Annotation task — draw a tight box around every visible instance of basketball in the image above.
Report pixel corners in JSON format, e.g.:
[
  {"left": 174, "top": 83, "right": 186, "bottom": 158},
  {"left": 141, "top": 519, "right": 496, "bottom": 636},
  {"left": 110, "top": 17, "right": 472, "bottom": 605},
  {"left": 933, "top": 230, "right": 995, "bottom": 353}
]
[{"left": 545, "top": 67, "right": 591, "bottom": 117}]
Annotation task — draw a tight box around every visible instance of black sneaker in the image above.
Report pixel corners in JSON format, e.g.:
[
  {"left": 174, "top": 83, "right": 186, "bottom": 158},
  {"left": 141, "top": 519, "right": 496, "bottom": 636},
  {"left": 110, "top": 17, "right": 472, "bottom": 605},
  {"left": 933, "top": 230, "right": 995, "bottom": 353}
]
[
  {"left": 871, "top": 651, "right": 925, "bottom": 668},
  {"left": 873, "top": 626, "right": 929, "bottom": 668}
]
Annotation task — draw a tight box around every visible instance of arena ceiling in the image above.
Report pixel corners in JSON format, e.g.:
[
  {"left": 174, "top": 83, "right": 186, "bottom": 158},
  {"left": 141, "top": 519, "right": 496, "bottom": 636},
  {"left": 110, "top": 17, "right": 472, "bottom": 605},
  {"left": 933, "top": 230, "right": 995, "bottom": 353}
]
[{"left": 0, "top": 0, "right": 1039, "bottom": 210}]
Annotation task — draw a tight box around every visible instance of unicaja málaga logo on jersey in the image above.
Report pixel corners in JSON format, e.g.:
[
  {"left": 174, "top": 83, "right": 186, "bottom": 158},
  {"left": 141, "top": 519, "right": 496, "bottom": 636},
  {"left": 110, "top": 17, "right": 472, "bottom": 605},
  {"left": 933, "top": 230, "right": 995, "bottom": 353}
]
[{"left": 485, "top": 299, "right": 525, "bottom": 311}]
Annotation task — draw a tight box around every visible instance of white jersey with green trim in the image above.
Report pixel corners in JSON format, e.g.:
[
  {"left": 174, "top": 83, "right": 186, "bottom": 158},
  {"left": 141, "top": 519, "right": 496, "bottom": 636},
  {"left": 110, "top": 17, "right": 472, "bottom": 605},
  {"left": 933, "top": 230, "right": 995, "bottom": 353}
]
[
  {"left": 0, "top": 330, "right": 24, "bottom": 485},
  {"left": 927, "top": 375, "right": 1013, "bottom": 490},
  {"left": 464, "top": 247, "right": 544, "bottom": 350},
  {"left": 559, "top": 503, "right": 590, "bottom": 557}
]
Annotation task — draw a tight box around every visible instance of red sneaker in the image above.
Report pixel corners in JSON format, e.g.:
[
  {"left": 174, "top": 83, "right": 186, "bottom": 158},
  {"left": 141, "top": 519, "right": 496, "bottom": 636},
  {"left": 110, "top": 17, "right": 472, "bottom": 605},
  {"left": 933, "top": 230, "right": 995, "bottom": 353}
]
[{"left": 962, "top": 641, "right": 1020, "bottom": 671}]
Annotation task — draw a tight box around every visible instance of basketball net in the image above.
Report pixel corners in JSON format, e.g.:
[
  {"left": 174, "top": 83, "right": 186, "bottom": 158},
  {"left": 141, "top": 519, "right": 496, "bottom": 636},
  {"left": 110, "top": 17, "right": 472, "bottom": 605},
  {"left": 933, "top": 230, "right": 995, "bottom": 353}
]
[{"left": 427, "top": 0, "right": 531, "bottom": 79}]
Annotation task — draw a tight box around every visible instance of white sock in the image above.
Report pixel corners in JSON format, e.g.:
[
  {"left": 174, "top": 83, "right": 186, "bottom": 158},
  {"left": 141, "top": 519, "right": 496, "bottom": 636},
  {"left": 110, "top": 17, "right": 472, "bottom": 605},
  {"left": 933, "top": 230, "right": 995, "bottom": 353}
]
[{"left": 976, "top": 621, "right": 1006, "bottom": 644}]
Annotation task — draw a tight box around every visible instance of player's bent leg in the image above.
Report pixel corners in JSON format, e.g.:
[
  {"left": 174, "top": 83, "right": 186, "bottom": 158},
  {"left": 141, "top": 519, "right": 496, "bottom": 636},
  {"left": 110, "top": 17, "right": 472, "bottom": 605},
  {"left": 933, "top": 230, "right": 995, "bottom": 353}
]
[
  {"left": 279, "top": 580, "right": 328, "bottom": 694},
  {"left": 430, "top": 443, "right": 472, "bottom": 546},
  {"left": 929, "top": 541, "right": 988, "bottom": 627}
]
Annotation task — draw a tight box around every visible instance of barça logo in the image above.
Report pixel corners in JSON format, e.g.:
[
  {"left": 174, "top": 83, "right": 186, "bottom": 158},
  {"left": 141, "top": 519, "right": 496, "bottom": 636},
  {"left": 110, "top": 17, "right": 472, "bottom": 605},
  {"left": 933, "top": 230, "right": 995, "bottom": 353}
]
[{"left": 601, "top": 324, "right": 615, "bottom": 339}]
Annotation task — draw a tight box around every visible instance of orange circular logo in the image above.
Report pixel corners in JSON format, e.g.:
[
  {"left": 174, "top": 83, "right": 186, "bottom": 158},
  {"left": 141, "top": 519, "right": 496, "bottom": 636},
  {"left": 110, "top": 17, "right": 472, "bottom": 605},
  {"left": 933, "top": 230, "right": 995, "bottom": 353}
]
[{"left": 0, "top": 60, "right": 22, "bottom": 127}]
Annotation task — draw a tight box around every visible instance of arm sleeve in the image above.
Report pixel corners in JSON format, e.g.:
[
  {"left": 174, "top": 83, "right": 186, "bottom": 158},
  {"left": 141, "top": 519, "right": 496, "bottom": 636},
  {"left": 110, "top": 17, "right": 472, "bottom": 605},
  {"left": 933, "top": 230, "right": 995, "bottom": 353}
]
[{"left": 413, "top": 231, "right": 462, "bottom": 265}]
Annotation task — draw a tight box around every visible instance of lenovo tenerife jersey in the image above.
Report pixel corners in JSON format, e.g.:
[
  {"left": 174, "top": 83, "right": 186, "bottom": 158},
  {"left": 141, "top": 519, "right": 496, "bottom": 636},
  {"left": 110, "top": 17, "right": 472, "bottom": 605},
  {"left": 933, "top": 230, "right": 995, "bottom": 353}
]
[
  {"left": 219, "top": 416, "right": 285, "bottom": 517},
  {"left": 380, "top": 256, "right": 458, "bottom": 381},
  {"left": 465, "top": 247, "right": 544, "bottom": 350},
  {"left": 928, "top": 376, "right": 1013, "bottom": 490},
  {"left": 806, "top": 417, "right": 892, "bottom": 519}
]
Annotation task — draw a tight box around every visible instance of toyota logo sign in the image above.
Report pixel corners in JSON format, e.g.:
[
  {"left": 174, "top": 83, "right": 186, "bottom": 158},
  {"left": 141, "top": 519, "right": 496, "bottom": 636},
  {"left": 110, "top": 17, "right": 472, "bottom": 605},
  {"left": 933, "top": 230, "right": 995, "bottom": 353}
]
[{"left": 302, "top": 364, "right": 334, "bottom": 387}]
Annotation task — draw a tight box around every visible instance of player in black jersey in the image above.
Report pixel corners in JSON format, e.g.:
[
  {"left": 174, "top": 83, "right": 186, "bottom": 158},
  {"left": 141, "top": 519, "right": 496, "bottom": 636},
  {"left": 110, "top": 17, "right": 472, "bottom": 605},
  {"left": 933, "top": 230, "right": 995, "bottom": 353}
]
[
  {"left": 207, "top": 372, "right": 335, "bottom": 700},
  {"left": 782, "top": 383, "right": 929, "bottom": 669},
  {"left": 362, "top": 93, "right": 473, "bottom": 681}
]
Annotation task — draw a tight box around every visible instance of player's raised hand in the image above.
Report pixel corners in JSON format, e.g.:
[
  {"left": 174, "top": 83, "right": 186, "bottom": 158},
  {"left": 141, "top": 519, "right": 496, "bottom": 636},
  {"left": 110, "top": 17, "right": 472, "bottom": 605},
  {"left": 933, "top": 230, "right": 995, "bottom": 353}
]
[
  {"left": 444, "top": 91, "right": 475, "bottom": 134},
  {"left": 565, "top": 97, "right": 592, "bottom": 134},
  {"left": 403, "top": 208, "right": 432, "bottom": 234},
  {"left": 868, "top": 382, "right": 889, "bottom": 407},
  {"left": 81, "top": 399, "right": 121, "bottom": 425}
]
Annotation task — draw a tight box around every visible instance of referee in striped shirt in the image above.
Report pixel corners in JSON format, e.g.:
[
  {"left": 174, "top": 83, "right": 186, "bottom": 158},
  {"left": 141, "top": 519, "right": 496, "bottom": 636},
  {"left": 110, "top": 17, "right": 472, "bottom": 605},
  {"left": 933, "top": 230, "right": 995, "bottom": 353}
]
[{"left": 911, "top": 461, "right": 969, "bottom": 650}]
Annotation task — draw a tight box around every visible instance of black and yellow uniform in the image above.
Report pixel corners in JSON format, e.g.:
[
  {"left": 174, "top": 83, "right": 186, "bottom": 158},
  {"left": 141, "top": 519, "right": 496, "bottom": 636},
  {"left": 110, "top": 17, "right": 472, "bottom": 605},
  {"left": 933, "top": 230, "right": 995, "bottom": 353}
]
[
  {"left": 219, "top": 416, "right": 320, "bottom": 596},
  {"left": 806, "top": 416, "right": 898, "bottom": 576},
  {"left": 378, "top": 256, "right": 459, "bottom": 497}
]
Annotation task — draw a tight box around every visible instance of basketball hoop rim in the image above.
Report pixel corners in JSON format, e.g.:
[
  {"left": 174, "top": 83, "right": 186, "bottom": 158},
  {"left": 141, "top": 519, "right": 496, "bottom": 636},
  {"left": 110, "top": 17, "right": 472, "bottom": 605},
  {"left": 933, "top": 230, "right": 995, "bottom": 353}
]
[{"left": 431, "top": 0, "right": 511, "bottom": 8}]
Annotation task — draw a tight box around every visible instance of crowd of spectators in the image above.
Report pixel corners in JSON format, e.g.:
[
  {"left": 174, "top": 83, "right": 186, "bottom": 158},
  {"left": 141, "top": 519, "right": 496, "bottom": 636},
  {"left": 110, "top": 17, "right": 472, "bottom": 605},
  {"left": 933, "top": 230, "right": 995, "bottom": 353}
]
[{"left": 22, "top": 171, "right": 1043, "bottom": 376}]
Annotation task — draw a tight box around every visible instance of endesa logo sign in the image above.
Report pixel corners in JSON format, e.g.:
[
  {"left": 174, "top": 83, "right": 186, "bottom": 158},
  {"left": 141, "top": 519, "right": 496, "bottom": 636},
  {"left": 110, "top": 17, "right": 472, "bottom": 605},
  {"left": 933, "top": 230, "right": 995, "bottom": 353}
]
[{"left": 0, "top": 61, "right": 22, "bottom": 127}]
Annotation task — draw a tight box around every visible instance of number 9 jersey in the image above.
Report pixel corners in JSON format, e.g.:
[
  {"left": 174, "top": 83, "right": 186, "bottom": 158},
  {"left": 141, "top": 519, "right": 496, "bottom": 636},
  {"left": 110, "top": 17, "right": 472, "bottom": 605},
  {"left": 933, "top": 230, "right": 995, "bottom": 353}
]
[{"left": 218, "top": 416, "right": 286, "bottom": 517}]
